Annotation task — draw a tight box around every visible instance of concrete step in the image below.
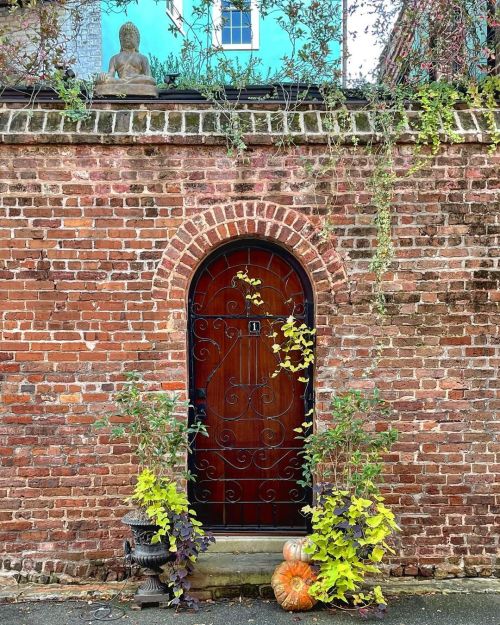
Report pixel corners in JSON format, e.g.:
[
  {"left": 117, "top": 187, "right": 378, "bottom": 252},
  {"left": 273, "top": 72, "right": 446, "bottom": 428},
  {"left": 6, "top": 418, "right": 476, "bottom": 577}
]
[
  {"left": 189, "top": 552, "right": 283, "bottom": 598},
  {"left": 207, "top": 535, "right": 299, "bottom": 554}
]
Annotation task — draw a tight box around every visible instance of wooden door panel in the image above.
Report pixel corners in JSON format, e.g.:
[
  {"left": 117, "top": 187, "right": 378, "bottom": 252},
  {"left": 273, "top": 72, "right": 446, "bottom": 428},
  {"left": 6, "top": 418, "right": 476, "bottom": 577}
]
[{"left": 188, "top": 242, "right": 312, "bottom": 532}]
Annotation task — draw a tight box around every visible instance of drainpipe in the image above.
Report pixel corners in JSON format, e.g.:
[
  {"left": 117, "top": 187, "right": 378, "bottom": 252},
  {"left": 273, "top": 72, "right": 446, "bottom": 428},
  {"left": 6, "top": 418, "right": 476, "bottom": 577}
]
[{"left": 342, "top": 0, "right": 348, "bottom": 88}]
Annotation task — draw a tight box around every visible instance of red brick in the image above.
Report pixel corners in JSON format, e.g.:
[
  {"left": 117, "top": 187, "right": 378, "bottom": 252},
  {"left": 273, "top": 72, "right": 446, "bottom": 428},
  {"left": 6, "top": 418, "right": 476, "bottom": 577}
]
[{"left": 0, "top": 134, "right": 497, "bottom": 583}]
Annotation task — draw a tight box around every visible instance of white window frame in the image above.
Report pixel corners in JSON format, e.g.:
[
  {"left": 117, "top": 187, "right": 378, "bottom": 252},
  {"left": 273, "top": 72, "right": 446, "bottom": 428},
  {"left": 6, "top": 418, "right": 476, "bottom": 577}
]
[
  {"left": 212, "top": 0, "right": 260, "bottom": 51},
  {"left": 166, "top": 0, "right": 184, "bottom": 34}
]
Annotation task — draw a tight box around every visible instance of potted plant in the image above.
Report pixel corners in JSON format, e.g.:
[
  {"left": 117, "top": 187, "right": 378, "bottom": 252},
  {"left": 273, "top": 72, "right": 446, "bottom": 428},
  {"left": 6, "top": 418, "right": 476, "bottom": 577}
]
[
  {"left": 296, "top": 389, "right": 399, "bottom": 618},
  {"left": 96, "top": 372, "right": 213, "bottom": 609}
]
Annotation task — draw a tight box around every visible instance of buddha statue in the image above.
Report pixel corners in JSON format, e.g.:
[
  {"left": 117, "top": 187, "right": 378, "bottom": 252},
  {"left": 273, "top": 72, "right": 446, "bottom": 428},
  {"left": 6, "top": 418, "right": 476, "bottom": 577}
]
[{"left": 95, "top": 22, "right": 158, "bottom": 97}]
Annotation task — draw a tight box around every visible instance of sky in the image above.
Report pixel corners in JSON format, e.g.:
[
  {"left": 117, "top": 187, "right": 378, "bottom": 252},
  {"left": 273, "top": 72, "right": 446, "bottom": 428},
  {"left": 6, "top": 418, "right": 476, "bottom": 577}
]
[{"left": 346, "top": 0, "right": 398, "bottom": 84}]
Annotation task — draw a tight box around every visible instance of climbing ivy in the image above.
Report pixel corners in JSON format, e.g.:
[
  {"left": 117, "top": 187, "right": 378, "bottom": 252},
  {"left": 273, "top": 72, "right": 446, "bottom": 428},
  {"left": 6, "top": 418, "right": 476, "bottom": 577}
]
[
  {"left": 2, "top": 0, "right": 499, "bottom": 356},
  {"left": 234, "top": 270, "right": 316, "bottom": 383}
]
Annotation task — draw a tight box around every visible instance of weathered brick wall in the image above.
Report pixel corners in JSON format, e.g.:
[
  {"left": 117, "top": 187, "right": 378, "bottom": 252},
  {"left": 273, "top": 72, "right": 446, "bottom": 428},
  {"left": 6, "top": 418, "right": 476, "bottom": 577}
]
[
  {"left": 0, "top": 2, "right": 101, "bottom": 80},
  {"left": 0, "top": 104, "right": 498, "bottom": 582}
]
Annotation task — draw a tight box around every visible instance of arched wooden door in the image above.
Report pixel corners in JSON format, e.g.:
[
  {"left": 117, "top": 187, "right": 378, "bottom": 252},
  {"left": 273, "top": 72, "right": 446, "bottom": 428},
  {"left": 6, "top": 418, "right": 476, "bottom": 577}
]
[{"left": 188, "top": 240, "right": 313, "bottom": 532}]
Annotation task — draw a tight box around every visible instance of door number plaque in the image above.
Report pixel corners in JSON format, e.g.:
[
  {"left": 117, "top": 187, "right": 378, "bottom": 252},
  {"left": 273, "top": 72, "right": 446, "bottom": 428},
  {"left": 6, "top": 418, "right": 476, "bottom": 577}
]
[{"left": 248, "top": 320, "right": 261, "bottom": 335}]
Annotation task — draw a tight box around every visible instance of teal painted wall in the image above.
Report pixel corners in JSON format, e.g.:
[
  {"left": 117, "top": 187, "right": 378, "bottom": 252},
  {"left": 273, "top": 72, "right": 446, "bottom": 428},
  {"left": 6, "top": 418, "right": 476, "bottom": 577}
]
[{"left": 101, "top": 0, "right": 341, "bottom": 81}]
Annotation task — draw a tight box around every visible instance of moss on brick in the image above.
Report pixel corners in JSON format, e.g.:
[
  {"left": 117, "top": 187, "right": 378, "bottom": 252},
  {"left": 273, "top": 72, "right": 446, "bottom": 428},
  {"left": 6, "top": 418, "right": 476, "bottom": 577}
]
[
  {"left": 168, "top": 112, "right": 183, "bottom": 132},
  {"left": 474, "top": 113, "right": 492, "bottom": 132},
  {"left": 185, "top": 112, "right": 200, "bottom": 133},
  {"left": 219, "top": 113, "right": 232, "bottom": 133},
  {"left": 287, "top": 113, "right": 302, "bottom": 133},
  {"left": 97, "top": 112, "right": 114, "bottom": 134},
  {"left": 63, "top": 117, "right": 79, "bottom": 133},
  {"left": 0, "top": 111, "right": 11, "bottom": 132},
  {"left": 45, "top": 112, "right": 63, "bottom": 132},
  {"left": 202, "top": 112, "right": 218, "bottom": 132},
  {"left": 9, "top": 112, "right": 29, "bottom": 132},
  {"left": 303, "top": 112, "right": 319, "bottom": 133},
  {"left": 132, "top": 111, "right": 148, "bottom": 133},
  {"left": 79, "top": 111, "right": 97, "bottom": 132},
  {"left": 28, "top": 112, "right": 46, "bottom": 132},
  {"left": 253, "top": 113, "right": 269, "bottom": 133},
  {"left": 354, "top": 112, "right": 372, "bottom": 133},
  {"left": 456, "top": 112, "right": 476, "bottom": 131},
  {"left": 270, "top": 112, "right": 285, "bottom": 133},
  {"left": 149, "top": 111, "right": 166, "bottom": 132},
  {"left": 237, "top": 112, "right": 252, "bottom": 133},
  {"left": 114, "top": 111, "right": 131, "bottom": 133}
]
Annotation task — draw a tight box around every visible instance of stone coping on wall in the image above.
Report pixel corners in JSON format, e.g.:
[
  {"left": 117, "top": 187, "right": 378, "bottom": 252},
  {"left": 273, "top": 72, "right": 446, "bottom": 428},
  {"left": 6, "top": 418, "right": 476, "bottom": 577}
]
[{"left": 0, "top": 104, "right": 498, "bottom": 145}]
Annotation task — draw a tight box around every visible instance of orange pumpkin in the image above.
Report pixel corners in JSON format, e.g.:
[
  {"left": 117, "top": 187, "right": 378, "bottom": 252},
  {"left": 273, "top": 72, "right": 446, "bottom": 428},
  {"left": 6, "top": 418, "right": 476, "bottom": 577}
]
[
  {"left": 271, "top": 560, "right": 317, "bottom": 611},
  {"left": 282, "top": 537, "right": 313, "bottom": 563}
]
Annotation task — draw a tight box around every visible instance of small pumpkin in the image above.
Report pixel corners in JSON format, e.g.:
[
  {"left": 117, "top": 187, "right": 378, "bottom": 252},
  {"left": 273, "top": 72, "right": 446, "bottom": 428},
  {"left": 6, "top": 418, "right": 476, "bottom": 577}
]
[
  {"left": 283, "top": 536, "right": 313, "bottom": 563},
  {"left": 271, "top": 560, "right": 317, "bottom": 611}
]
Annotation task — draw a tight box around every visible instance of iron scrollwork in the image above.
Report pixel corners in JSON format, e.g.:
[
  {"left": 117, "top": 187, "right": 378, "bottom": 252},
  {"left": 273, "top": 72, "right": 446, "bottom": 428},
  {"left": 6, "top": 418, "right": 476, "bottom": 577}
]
[{"left": 188, "top": 243, "right": 313, "bottom": 531}]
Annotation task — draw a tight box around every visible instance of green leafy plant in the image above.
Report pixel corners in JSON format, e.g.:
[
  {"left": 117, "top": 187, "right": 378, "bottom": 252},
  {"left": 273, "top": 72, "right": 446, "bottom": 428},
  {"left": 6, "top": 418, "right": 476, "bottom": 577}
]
[
  {"left": 298, "top": 390, "right": 399, "bottom": 617},
  {"left": 234, "top": 270, "right": 316, "bottom": 383},
  {"left": 148, "top": 53, "right": 181, "bottom": 85},
  {"left": 130, "top": 468, "right": 213, "bottom": 607},
  {"left": 466, "top": 75, "right": 500, "bottom": 153},
  {"left": 95, "top": 371, "right": 207, "bottom": 480},
  {"left": 297, "top": 389, "right": 397, "bottom": 495},
  {"left": 51, "top": 70, "right": 91, "bottom": 122},
  {"left": 95, "top": 372, "right": 213, "bottom": 608},
  {"left": 410, "top": 81, "right": 462, "bottom": 173},
  {"left": 303, "top": 488, "right": 399, "bottom": 616},
  {"left": 130, "top": 468, "right": 197, "bottom": 546}
]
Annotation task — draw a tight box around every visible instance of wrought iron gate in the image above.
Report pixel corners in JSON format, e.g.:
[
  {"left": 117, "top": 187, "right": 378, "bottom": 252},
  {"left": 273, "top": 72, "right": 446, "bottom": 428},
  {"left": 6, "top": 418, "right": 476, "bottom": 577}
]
[{"left": 188, "top": 240, "right": 313, "bottom": 532}]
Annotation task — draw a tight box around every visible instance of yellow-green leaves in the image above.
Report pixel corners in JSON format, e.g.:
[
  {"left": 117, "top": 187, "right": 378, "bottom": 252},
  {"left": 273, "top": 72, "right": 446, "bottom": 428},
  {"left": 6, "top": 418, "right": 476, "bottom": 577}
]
[
  {"left": 234, "top": 271, "right": 316, "bottom": 385},
  {"left": 293, "top": 420, "right": 313, "bottom": 434},
  {"left": 130, "top": 468, "right": 191, "bottom": 545},
  {"left": 303, "top": 490, "right": 399, "bottom": 609}
]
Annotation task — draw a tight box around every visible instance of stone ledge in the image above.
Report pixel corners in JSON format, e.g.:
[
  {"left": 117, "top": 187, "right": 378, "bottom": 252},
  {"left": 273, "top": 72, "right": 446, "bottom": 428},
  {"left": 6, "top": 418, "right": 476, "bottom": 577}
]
[
  {"left": 1, "top": 576, "right": 498, "bottom": 604},
  {"left": 0, "top": 106, "right": 497, "bottom": 145}
]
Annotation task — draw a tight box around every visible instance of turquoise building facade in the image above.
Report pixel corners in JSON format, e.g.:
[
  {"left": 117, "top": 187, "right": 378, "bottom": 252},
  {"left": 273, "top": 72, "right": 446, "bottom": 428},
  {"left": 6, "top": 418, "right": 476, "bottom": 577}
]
[{"left": 101, "top": 0, "right": 341, "bottom": 82}]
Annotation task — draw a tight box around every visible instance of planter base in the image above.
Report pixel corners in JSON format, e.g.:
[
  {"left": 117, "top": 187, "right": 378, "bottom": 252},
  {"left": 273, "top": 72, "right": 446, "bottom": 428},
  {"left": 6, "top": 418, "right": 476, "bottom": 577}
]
[{"left": 122, "top": 512, "right": 175, "bottom": 608}]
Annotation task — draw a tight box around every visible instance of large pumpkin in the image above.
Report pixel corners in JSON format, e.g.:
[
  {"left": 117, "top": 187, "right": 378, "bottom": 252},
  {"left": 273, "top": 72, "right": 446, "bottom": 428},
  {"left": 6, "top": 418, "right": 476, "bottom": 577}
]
[
  {"left": 271, "top": 560, "right": 317, "bottom": 611},
  {"left": 283, "top": 537, "right": 313, "bottom": 563}
]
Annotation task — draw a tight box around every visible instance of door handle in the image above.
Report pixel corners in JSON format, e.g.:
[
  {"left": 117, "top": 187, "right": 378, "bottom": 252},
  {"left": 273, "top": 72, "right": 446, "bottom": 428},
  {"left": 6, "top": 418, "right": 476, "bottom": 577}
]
[{"left": 195, "top": 404, "right": 207, "bottom": 420}]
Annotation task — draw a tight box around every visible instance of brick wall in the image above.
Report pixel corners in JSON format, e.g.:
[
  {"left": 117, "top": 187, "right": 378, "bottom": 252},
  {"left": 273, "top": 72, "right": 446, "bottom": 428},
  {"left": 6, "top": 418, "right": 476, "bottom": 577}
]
[
  {"left": 0, "top": 1, "right": 101, "bottom": 81},
  {"left": 0, "top": 104, "right": 498, "bottom": 582}
]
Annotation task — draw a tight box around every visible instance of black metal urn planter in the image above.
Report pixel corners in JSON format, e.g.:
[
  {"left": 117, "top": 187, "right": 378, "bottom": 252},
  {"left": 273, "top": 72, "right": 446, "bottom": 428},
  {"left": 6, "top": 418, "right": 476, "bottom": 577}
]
[{"left": 122, "top": 510, "right": 176, "bottom": 608}]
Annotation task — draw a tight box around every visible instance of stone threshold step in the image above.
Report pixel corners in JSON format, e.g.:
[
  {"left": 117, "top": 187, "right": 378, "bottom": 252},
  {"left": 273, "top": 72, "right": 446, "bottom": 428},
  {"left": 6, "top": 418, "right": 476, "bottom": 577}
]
[
  {"left": 207, "top": 535, "right": 298, "bottom": 554},
  {"left": 190, "top": 552, "right": 282, "bottom": 590}
]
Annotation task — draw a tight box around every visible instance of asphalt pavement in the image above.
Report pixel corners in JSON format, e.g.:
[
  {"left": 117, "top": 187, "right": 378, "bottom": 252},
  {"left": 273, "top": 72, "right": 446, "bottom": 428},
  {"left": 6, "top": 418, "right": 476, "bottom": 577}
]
[{"left": 1, "top": 594, "right": 500, "bottom": 625}]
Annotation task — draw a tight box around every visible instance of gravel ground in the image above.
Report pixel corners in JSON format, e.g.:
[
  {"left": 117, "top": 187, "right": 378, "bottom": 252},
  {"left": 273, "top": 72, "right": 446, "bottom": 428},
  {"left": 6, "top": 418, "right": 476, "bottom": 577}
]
[{"left": 1, "top": 594, "right": 500, "bottom": 625}]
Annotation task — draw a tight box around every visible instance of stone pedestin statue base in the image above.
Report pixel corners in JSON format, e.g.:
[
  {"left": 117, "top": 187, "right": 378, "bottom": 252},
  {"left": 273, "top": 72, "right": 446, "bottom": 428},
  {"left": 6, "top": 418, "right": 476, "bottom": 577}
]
[{"left": 95, "top": 82, "right": 159, "bottom": 98}]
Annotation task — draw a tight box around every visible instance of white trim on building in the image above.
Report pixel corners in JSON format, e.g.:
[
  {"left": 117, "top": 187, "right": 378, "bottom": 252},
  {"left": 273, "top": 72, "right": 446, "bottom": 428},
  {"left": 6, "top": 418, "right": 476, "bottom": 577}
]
[
  {"left": 212, "top": 0, "right": 259, "bottom": 51},
  {"left": 166, "top": 0, "right": 184, "bottom": 34}
]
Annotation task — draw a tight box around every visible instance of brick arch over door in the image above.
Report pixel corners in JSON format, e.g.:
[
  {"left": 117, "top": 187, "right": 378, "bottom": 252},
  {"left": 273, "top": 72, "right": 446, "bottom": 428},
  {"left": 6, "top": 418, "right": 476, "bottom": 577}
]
[
  {"left": 151, "top": 201, "right": 348, "bottom": 417},
  {"left": 152, "top": 201, "right": 347, "bottom": 303}
]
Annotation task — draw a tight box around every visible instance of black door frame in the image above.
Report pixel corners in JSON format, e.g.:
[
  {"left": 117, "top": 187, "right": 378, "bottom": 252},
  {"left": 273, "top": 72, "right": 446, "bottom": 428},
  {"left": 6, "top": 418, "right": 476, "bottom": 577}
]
[{"left": 187, "top": 238, "right": 314, "bottom": 533}]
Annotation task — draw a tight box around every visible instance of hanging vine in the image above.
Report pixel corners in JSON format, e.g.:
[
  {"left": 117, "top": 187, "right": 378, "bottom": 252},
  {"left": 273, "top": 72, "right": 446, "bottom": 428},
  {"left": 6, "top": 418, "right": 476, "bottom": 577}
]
[{"left": 1, "top": 0, "right": 499, "bottom": 354}]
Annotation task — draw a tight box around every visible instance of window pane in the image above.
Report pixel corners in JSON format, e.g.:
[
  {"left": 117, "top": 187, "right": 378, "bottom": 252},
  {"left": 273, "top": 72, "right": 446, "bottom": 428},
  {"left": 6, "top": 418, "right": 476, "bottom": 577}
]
[
  {"left": 219, "top": 0, "right": 254, "bottom": 46},
  {"left": 241, "top": 25, "right": 251, "bottom": 44},
  {"left": 222, "top": 27, "right": 232, "bottom": 44},
  {"left": 232, "top": 28, "right": 242, "bottom": 44}
]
